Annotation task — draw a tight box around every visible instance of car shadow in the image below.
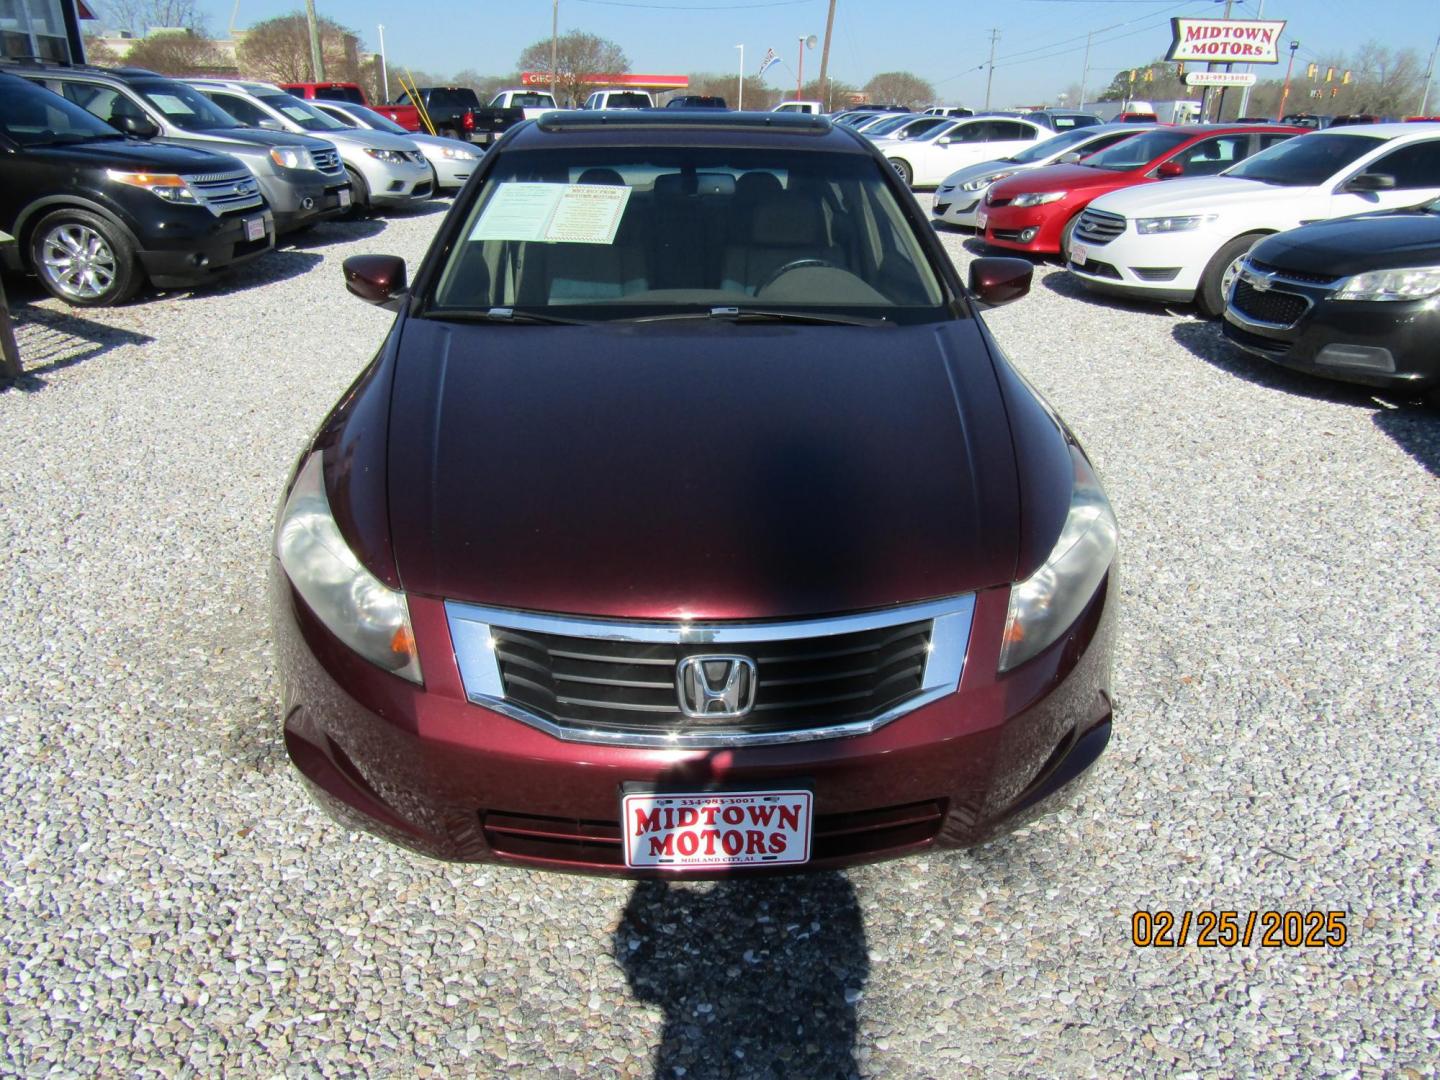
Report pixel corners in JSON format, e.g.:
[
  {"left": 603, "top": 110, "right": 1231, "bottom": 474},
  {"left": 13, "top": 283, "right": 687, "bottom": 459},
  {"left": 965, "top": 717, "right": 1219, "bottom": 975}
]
[
  {"left": 184, "top": 248, "right": 326, "bottom": 298},
  {"left": 1, "top": 298, "right": 154, "bottom": 392},
  {"left": 380, "top": 198, "right": 452, "bottom": 220},
  {"left": 1372, "top": 406, "right": 1440, "bottom": 478},
  {"left": 282, "top": 216, "right": 389, "bottom": 250},
  {"left": 1040, "top": 267, "right": 1184, "bottom": 316}
]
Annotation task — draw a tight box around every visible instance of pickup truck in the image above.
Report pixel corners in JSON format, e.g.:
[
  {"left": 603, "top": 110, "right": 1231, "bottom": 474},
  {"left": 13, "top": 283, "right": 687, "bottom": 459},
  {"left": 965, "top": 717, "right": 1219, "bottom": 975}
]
[
  {"left": 390, "top": 86, "right": 498, "bottom": 144},
  {"left": 280, "top": 82, "right": 423, "bottom": 132},
  {"left": 486, "top": 89, "right": 559, "bottom": 121}
]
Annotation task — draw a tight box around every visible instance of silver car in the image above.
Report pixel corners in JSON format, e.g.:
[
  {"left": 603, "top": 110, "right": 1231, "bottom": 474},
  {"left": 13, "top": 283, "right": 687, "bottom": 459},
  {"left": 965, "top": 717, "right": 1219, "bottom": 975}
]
[
  {"left": 932, "top": 122, "right": 1153, "bottom": 229},
  {"left": 186, "top": 79, "right": 434, "bottom": 211},
  {"left": 305, "top": 100, "right": 480, "bottom": 193}
]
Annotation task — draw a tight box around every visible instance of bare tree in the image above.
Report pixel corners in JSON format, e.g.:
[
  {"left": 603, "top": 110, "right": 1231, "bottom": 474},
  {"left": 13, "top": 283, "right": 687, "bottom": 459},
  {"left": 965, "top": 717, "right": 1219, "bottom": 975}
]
[
  {"left": 862, "top": 72, "right": 935, "bottom": 110},
  {"left": 453, "top": 70, "right": 524, "bottom": 105},
  {"left": 101, "top": 0, "right": 205, "bottom": 35},
  {"left": 516, "top": 31, "right": 627, "bottom": 107},
  {"left": 674, "top": 72, "right": 779, "bottom": 109},
  {"left": 123, "top": 29, "right": 226, "bottom": 76},
  {"left": 237, "top": 12, "right": 363, "bottom": 84}
]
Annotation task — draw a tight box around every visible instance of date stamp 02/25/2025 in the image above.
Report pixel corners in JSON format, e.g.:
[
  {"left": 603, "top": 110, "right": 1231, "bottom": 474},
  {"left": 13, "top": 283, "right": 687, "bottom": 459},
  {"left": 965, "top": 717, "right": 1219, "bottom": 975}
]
[{"left": 1131, "top": 910, "right": 1349, "bottom": 948}]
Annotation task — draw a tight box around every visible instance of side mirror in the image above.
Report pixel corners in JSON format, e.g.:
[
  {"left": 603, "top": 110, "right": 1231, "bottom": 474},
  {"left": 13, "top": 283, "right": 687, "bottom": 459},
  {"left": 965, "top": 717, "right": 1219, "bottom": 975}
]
[
  {"left": 343, "top": 254, "right": 408, "bottom": 309},
  {"left": 969, "top": 256, "right": 1033, "bottom": 307},
  {"left": 257, "top": 118, "right": 284, "bottom": 131},
  {"left": 1347, "top": 172, "right": 1396, "bottom": 191},
  {"left": 1057, "top": 151, "right": 1082, "bottom": 164},
  {"left": 114, "top": 112, "right": 158, "bottom": 138},
  {"left": 935, "top": 136, "right": 953, "bottom": 146},
  {"left": 1155, "top": 160, "right": 1185, "bottom": 179}
]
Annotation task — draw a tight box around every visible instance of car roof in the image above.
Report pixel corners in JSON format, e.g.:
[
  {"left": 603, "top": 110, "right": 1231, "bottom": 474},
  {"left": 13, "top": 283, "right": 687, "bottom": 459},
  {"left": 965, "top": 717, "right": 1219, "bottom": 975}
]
[
  {"left": 1311, "top": 121, "right": 1440, "bottom": 138},
  {"left": 185, "top": 78, "right": 281, "bottom": 93},
  {"left": 517, "top": 110, "right": 865, "bottom": 153}
]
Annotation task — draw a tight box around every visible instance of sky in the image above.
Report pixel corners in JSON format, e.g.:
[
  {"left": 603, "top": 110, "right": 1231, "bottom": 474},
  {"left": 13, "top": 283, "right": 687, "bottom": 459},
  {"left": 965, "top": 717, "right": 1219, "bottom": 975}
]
[{"left": 189, "top": 0, "right": 1440, "bottom": 108}]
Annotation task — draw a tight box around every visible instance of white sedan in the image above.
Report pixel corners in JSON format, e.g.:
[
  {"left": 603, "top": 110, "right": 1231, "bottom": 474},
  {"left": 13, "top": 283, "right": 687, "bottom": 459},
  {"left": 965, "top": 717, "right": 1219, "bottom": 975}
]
[
  {"left": 309, "top": 100, "right": 482, "bottom": 192},
  {"left": 1069, "top": 123, "right": 1440, "bottom": 315},
  {"left": 932, "top": 123, "right": 1151, "bottom": 228},
  {"left": 879, "top": 116, "right": 1053, "bottom": 188}
]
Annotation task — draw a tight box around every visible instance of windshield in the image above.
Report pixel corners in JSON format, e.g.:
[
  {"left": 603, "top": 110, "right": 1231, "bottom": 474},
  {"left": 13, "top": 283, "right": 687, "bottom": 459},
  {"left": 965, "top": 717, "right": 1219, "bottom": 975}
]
[
  {"left": 1081, "top": 129, "right": 1192, "bottom": 170},
  {"left": 0, "top": 78, "right": 123, "bottom": 145},
  {"left": 1224, "top": 132, "right": 1387, "bottom": 186},
  {"left": 1008, "top": 125, "right": 1112, "bottom": 163},
  {"left": 255, "top": 91, "right": 347, "bottom": 131},
  {"left": 603, "top": 93, "right": 650, "bottom": 109},
  {"left": 334, "top": 103, "right": 407, "bottom": 134},
  {"left": 430, "top": 147, "right": 947, "bottom": 322},
  {"left": 133, "top": 80, "right": 244, "bottom": 131}
]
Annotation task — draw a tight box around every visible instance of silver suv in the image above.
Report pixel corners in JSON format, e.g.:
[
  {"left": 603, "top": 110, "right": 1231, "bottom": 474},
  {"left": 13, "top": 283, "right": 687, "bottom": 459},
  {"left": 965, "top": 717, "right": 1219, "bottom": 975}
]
[
  {"left": 6, "top": 63, "right": 350, "bottom": 235},
  {"left": 187, "top": 80, "right": 434, "bottom": 212}
]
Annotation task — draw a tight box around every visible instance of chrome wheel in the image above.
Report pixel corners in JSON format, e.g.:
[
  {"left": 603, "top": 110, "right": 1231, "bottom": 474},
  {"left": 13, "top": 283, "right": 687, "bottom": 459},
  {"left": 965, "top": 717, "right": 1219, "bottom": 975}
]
[{"left": 38, "top": 223, "right": 118, "bottom": 301}]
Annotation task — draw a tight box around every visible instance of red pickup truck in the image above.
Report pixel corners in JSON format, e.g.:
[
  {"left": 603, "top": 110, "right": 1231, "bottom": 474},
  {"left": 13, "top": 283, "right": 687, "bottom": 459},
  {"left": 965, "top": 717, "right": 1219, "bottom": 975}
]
[{"left": 280, "top": 82, "right": 423, "bottom": 132}]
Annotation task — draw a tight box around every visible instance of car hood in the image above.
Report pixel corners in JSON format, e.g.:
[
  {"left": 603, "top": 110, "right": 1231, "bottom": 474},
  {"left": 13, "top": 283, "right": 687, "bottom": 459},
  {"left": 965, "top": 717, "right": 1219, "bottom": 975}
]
[
  {"left": 322, "top": 127, "right": 420, "bottom": 150},
  {"left": 189, "top": 127, "right": 337, "bottom": 152},
  {"left": 405, "top": 132, "right": 475, "bottom": 152},
  {"left": 27, "top": 137, "right": 243, "bottom": 173},
  {"left": 383, "top": 317, "right": 1023, "bottom": 620},
  {"left": 939, "top": 158, "right": 1030, "bottom": 188},
  {"left": 1090, "top": 175, "right": 1283, "bottom": 215},
  {"left": 1252, "top": 207, "right": 1440, "bottom": 274},
  {"left": 990, "top": 162, "right": 1140, "bottom": 197}
]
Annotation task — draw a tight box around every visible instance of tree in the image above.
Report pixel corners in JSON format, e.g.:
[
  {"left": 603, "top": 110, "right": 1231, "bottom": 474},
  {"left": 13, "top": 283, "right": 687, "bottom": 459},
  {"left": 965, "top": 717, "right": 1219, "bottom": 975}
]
[
  {"left": 862, "top": 72, "right": 935, "bottom": 110},
  {"left": 516, "top": 31, "right": 627, "bottom": 107},
  {"left": 123, "top": 29, "right": 225, "bottom": 76},
  {"left": 83, "top": 33, "right": 121, "bottom": 65},
  {"left": 1099, "top": 58, "right": 1190, "bottom": 103},
  {"left": 453, "top": 69, "right": 523, "bottom": 105},
  {"left": 237, "top": 12, "right": 363, "bottom": 84},
  {"left": 101, "top": 0, "right": 204, "bottom": 35}
]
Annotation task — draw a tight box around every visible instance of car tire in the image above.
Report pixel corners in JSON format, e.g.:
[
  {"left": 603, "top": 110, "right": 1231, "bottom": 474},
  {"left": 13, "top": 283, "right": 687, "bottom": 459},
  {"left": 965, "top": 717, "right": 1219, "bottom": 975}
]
[
  {"left": 1197, "top": 233, "right": 1264, "bottom": 318},
  {"left": 27, "top": 209, "right": 141, "bottom": 307},
  {"left": 344, "top": 166, "right": 371, "bottom": 216},
  {"left": 889, "top": 158, "right": 913, "bottom": 187}
]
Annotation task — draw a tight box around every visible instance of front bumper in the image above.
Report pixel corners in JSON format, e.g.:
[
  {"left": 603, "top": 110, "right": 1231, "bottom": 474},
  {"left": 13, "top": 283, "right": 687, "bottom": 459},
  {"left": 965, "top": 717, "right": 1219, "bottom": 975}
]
[
  {"left": 259, "top": 170, "right": 351, "bottom": 234},
  {"left": 359, "top": 159, "right": 436, "bottom": 207},
  {"left": 1067, "top": 227, "right": 1215, "bottom": 302},
  {"left": 979, "top": 202, "right": 1071, "bottom": 254},
  {"left": 1223, "top": 287, "right": 1440, "bottom": 393},
  {"left": 426, "top": 154, "right": 475, "bottom": 191},
  {"left": 932, "top": 188, "right": 985, "bottom": 228},
  {"left": 137, "top": 208, "right": 275, "bottom": 287},
  {"left": 271, "top": 570, "right": 1118, "bottom": 877}
]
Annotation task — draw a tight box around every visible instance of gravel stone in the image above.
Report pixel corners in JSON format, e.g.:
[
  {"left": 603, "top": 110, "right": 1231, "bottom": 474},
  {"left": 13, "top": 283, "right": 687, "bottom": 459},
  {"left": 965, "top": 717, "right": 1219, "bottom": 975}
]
[{"left": 0, "top": 193, "right": 1436, "bottom": 1078}]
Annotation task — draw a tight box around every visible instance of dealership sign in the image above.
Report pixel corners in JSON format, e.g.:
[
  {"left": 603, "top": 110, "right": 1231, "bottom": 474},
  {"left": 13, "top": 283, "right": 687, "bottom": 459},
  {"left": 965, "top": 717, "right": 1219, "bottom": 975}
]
[
  {"left": 1185, "top": 71, "right": 1258, "bottom": 87},
  {"left": 1167, "top": 18, "right": 1288, "bottom": 63}
]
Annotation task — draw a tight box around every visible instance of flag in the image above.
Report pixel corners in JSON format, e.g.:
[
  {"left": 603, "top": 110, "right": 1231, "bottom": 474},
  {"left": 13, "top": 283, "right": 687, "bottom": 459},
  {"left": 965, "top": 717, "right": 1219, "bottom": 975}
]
[{"left": 758, "top": 48, "right": 779, "bottom": 77}]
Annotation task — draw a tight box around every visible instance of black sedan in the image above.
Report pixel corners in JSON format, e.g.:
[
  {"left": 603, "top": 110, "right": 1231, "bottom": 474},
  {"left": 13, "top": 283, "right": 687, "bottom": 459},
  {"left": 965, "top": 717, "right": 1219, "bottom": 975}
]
[{"left": 1223, "top": 201, "right": 1440, "bottom": 403}]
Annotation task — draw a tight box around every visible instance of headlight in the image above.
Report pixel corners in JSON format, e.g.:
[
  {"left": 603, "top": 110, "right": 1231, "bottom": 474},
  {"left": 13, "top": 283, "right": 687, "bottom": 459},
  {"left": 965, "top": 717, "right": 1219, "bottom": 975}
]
[
  {"left": 1333, "top": 265, "right": 1440, "bottom": 302},
  {"left": 365, "top": 148, "right": 409, "bottom": 164},
  {"left": 1010, "top": 191, "right": 1067, "bottom": 207},
  {"left": 962, "top": 170, "right": 1014, "bottom": 192},
  {"left": 1135, "top": 214, "right": 1216, "bottom": 234},
  {"left": 441, "top": 146, "right": 478, "bottom": 161},
  {"left": 269, "top": 146, "right": 315, "bottom": 170},
  {"left": 105, "top": 170, "right": 197, "bottom": 204},
  {"left": 276, "top": 453, "right": 422, "bottom": 683},
  {"left": 999, "top": 445, "right": 1118, "bottom": 672}
]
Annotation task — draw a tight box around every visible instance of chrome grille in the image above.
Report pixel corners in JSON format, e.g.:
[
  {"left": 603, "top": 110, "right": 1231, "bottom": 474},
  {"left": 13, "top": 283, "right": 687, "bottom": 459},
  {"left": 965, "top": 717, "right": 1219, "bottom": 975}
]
[
  {"left": 1074, "top": 208, "right": 1126, "bottom": 245},
  {"left": 1246, "top": 258, "right": 1339, "bottom": 285},
  {"left": 311, "top": 147, "right": 343, "bottom": 174},
  {"left": 406, "top": 150, "right": 427, "bottom": 165},
  {"left": 445, "top": 597, "right": 976, "bottom": 748},
  {"left": 185, "top": 170, "right": 263, "bottom": 215},
  {"left": 1231, "top": 279, "right": 1308, "bottom": 327}
]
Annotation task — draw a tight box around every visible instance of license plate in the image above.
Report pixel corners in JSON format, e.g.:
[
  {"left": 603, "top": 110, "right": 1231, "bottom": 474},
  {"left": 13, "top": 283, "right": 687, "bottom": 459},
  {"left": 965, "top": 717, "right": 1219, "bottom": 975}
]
[
  {"left": 976, "top": 210, "right": 988, "bottom": 230},
  {"left": 244, "top": 217, "right": 264, "bottom": 242},
  {"left": 1071, "top": 243, "right": 1088, "bottom": 266},
  {"left": 622, "top": 790, "right": 812, "bottom": 870},
  {"left": 338, "top": 188, "right": 352, "bottom": 208}
]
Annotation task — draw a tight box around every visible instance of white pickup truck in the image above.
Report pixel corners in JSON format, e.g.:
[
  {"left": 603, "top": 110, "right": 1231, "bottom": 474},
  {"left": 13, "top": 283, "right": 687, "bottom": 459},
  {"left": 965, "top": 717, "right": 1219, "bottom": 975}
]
[{"left": 487, "top": 89, "right": 561, "bottom": 121}]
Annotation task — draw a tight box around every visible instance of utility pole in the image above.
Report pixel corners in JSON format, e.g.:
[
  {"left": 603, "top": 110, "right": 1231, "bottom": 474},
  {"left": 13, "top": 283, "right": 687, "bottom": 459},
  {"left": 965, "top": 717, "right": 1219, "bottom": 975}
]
[
  {"left": 984, "top": 28, "right": 1000, "bottom": 110},
  {"left": 1235, "top": 0, "right": 1263, "bottom": 119},
  {"left": 1420, "top": 27, "right": 1440, "bottom": 115},
  {"left": 551, "top": 0, "right": 559, "bottom": 102},
  {"left": 304, "top": 0, "right": 324, "bottom": 81},
  {"left": 817, "top": 0, "right": 837, "bottom": 111},
  {"left": 1275, "top": 39, "right": 1299, "bottom": 121},
  {"left": 1213, "top": 0, "right": 1235, "bottom": 122},
  {"left": 1078, "top": 30, "right": 1093, "bottom": 109},
  {"left": 796, "top": 35, "right": 805, "bottom": 99},
  {"left": 377, "top": 24, "right": 389, "bottom": 101},
  {"left": 736, "top": 44, "right": 744, "bottom": 110}
]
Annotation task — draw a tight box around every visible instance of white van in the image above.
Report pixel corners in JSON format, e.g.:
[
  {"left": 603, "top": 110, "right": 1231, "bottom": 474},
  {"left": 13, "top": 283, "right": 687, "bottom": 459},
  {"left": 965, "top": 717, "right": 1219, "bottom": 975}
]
[{"left": 581, "top": 89, "right": 653, "bottom": 110}]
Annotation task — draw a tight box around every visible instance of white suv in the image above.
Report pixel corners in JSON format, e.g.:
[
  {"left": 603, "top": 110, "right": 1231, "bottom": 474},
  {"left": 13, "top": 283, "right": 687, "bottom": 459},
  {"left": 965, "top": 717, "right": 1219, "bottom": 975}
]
[{"left": 1068, "top": 124, "right": 1440, "bottom": 315}]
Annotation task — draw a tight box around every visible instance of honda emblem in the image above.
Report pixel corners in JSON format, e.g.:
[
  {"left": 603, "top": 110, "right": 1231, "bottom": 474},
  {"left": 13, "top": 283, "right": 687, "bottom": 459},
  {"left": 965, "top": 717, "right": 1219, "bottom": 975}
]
[{"left": 676, "top": 655, "right": 757, "bottom": 719}]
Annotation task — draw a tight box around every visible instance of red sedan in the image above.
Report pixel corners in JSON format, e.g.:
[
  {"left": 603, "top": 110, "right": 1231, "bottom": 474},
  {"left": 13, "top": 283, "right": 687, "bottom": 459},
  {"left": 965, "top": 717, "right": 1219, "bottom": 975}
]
[{"left": 979, "top": 124, "right": 1305, "bottom": 256}]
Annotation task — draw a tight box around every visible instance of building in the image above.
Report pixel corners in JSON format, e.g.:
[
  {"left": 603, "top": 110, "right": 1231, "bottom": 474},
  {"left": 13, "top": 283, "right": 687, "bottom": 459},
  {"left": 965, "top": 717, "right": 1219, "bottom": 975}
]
[{"left": 1, "top": 0, "right": 93, "bottom": 64}]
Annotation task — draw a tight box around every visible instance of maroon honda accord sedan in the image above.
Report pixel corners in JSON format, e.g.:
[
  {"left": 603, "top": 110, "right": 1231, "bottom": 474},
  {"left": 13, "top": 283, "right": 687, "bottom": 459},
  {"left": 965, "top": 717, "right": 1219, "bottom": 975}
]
[{"left": 270, "top": 111, "right": 1118, "bottom": 876}]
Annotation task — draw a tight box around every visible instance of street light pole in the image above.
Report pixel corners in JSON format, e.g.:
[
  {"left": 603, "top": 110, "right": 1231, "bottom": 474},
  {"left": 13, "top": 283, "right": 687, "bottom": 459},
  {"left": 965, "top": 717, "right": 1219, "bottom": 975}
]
[
  {"left": 796, "top": 36, "right": 805, "bottom": 99},
  {"left": 736, "top": 44, "right": 744, "bottom": 110},
  {"left": 551, "top": 0, "right": 559, "bottom": 102},
  {"left": 1275, "top": 40, "right": 1299, "bottom": 122},
  {"left": 817, "top": 0, "right": 837, "bottom": 111},
  {"left": 377, "top": 23, "right": 389, "bottom": 102},
  {"left": 1078, "top": 30, "right": 1092, "bottom": 109}
]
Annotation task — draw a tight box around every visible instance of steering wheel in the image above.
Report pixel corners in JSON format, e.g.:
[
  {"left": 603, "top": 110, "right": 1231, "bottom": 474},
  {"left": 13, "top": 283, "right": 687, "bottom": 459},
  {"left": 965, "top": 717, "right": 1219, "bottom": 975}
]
[{"left": 756, "top": 258, "right": 840, "bottom": 293}]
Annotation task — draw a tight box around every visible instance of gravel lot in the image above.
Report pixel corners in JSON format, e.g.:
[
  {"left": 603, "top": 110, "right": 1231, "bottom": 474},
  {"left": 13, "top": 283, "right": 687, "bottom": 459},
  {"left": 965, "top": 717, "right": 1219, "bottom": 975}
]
[{"left": 2, "top": 193, "right": 1438, "bottom": 1079}]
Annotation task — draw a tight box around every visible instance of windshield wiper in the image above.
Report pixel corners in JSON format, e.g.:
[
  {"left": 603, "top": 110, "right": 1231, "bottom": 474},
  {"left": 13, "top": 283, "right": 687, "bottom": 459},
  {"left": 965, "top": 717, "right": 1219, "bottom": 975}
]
[
  {"left": 624, "top": 306, "right": 894, "bottom": 327},
  {"left": 438, "top": 307, "right": 593, "bottom": 325}
]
